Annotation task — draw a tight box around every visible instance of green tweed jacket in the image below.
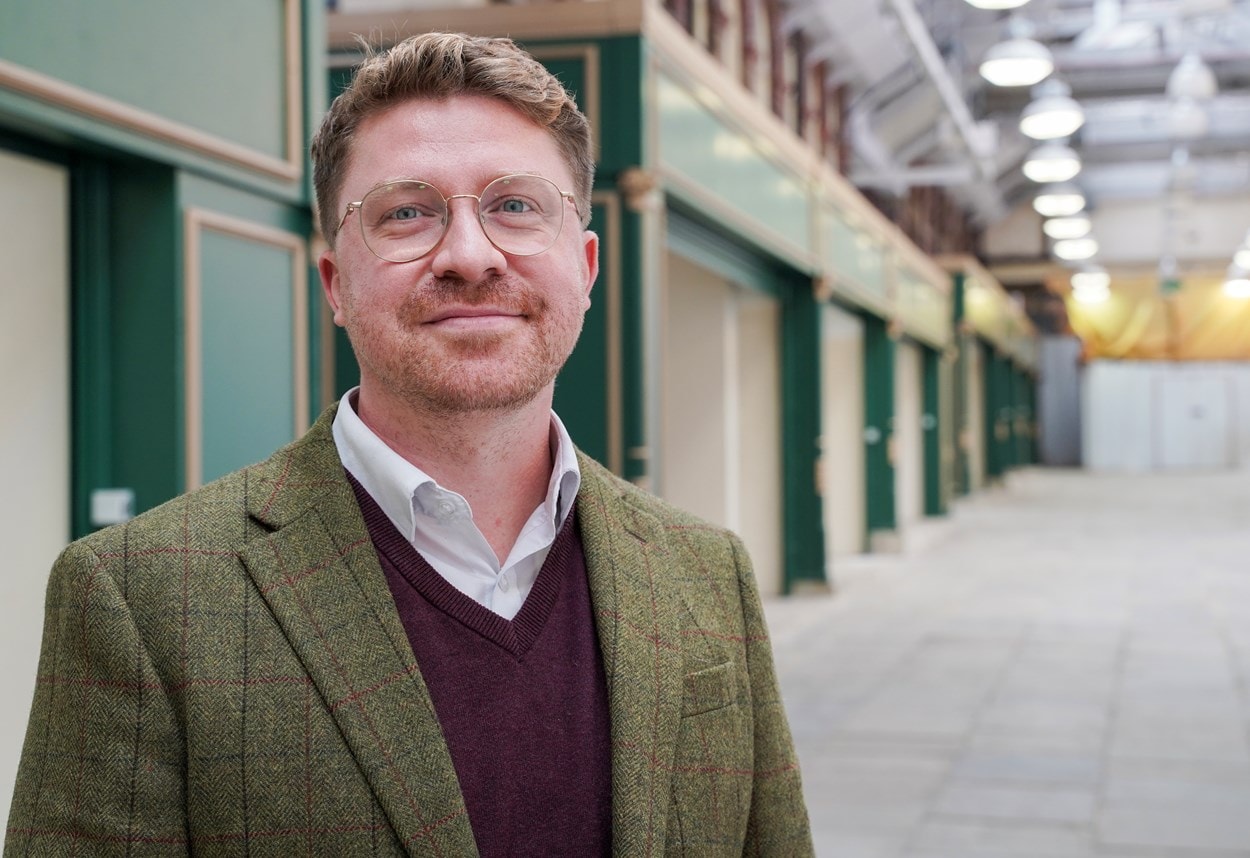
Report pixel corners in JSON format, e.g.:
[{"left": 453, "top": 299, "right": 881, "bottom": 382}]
[{"left": 6, "top": 407, "right": 812, "bottom": 857}]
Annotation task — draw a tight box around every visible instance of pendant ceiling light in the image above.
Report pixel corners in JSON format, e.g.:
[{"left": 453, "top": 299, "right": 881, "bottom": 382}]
[
  {"left": 1166, "top": 52, "right": 1218, "bottom": 101},
  {"left": 1053, "top": 237, "right": 1099, "bottom": 261},
  {"left": 1234, "top": 247, "right": 1250, "bottom": 271},
  {"left": 1071, "top": 267, "right": 1110, "bottom": 304},
  {"left": 1033, "top": 183, "right": 1086, "bottom": 217},
  {"left": 1019, "top": 79, "right": 1085, "bottom": 140},
  {"left": 980, "top": 37, "right": 1054, "bottom": 87},
  {"left": 1023, "top": 142, "right": 1081, "bottom": 183},
  {"left": 964, "top": 0, "right": 1030, "bottom": 8},
  {"left": 1043, "top": 214, "right": 1092, "bottom": 240}
]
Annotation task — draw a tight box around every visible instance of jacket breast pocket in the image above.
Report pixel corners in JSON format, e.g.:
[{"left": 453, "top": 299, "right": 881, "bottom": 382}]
[
  {"left": 681, "top": 661, "right": 737, "bottom": 716},
  {"left": 669, "top": 660, "right": 753, "bottom": 854}
]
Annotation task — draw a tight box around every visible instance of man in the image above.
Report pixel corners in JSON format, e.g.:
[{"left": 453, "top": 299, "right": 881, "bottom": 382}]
[{"left": 7, "top": 33, "right": 812, "bottom": 857}]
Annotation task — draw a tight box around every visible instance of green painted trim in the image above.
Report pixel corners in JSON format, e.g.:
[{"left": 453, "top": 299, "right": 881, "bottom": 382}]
[
  {"left": 863, "top": 314, "right": 896, "bottom": 537},
  {"left": 666, "top": 204, "right": 783, "bottom": 297},
  {"left": 782, "top": 276, "right": 827, "bottom": 591},
  {"left": 71, "top": 157, "right": 114, "bottom": 538},
  {"left": 922, "top": 345, "right": 945, "bottom": 517}
]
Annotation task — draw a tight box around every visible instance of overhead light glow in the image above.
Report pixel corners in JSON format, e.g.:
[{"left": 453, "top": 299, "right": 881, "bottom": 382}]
[
  {"left": 1053, "top": 237, "right": 1098, "bottom": 260},
  {"left": 1072, "top": 282, "right": 1110, "bottom": 304},
  {"left": 1224, "top": 277, "right": 1250, "bottom": 299},
  {"left": 1071, "top": 268, "right": 1110, "bottom": 290},
  {"left": 1043, "top": 215, "right": 1092, "bottom": 240},
  {"left": 964, "top": 0, "right": 1030, "bottom": 8},
  {"left": 1019, "top": 80, "right": 1085, "bottom": 140},
  {"left": 1023, "top": 142, "right": 1081, "bottom": 183},
  {"left": 1234, "top": 248, "right": 1250, "bottom": 270},
  {"left": 979, "top": 38, "right": 1054, "bottom": 87},
  {"left": 1033, "top": 184, "right": 1086, "bottom": 217}
]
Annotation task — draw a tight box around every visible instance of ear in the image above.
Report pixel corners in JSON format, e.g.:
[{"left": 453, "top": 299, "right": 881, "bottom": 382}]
[
  {"left": 318, "top": 249, "right": 347, "bottom": 327},
  {"left": 580, "top": 230, "right": 599, "bottom": 311}
]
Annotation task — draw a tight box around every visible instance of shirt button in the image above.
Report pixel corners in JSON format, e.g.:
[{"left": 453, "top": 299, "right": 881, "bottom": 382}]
[
  {"left": 499, "top": 575, "right": 511, "bottom": 592},
  {"left": 436, "top": 500, "right": 455, "bottom": 517}
]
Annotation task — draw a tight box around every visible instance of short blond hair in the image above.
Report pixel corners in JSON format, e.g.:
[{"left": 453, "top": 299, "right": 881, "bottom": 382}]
[{"left": 312, "top": 32, "right": 594, "bottom": 244}]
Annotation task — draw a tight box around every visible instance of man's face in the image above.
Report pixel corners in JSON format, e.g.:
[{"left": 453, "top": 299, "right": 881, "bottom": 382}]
[{"left": 318, "top": 95, "right": 598, "bottom": 417}]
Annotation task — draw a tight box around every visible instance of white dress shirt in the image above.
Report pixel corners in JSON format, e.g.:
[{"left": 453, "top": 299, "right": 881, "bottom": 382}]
[{"left": 331, "top": 389, "right": 581, "bottom": 621}]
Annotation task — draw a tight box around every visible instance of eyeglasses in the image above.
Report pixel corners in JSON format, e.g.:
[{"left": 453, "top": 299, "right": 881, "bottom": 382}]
[{"left": 336, "top": 174, "right": 578, "bottom": 263}]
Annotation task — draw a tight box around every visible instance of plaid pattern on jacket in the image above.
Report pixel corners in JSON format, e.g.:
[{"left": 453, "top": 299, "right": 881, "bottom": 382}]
[{"left": 6, "top": 407, "right": 813, "bottom": 856}]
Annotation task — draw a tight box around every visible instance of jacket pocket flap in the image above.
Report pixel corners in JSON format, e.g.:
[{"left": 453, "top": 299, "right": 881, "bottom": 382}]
[{"left": 682, "top": 661, "right": 737, "bottom": 716}]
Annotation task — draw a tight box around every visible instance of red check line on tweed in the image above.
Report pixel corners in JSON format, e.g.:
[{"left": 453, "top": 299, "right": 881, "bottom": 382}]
[
  {"left": 595, "top": 610, "right": 681, "bottom": 652},
  {"left": 259, "top": 537, "right": 370, "bottom": 594},
  {"left": 612, "top": 742, "right": 801, "bottom": 778},
  {"left": 680, "top": 628, "right": 770, "bottom": 644},
  {"left": 330, "top": 663, "right": 421, "bottom": 712}
]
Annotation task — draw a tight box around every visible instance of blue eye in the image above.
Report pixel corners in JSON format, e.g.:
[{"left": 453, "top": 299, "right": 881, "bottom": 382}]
[
  {"left": 389, "top": 205, "right": 422, "bottom": 221},
  {"left": 498, "top": 198, "right": 533, "bottom": 214}
]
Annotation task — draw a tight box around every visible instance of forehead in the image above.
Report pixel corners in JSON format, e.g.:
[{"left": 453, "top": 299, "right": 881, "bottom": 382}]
[{"left": 345, "top": 95, "right": 569, "bottom": 194}]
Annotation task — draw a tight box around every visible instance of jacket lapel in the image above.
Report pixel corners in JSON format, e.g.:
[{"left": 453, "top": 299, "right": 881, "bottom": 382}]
[
  {"left": 239, "top": 411, "right": 478, "bottom": 856},
  {"left": 577, "top": 455, "right": 684, "bottom": 856}
]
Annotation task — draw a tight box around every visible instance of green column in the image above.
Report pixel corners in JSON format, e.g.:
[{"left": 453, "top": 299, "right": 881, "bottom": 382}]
[
  {"left": 922, "top": 345, "right": 945, "bottom": 516},
  {"left": 863, "top": 314, "right": 896, "bottom": 542},
  {"left": 950, "top": 272, "right": 971, "bottom": 497},
  {"left": 782, "top": 280, "right": 827, "bottom": 591},
  {"left": 982, "top": 342, "right": 1003, "bottom": 480}
]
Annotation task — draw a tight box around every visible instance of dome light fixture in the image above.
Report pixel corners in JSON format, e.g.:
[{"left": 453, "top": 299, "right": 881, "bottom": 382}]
[
  {"left": 1224, "top": 264, "right": 1250, "bottom": 299},
  {"left": 1023, "top": 142, "right": 1081, "bottom": 183},
  {"left": 1053, "top": 237, "right": 1098, "bottom": 261},
  {"left": 1033, "top": 184, "right": 1086, "bottom": 217},
  {"left": 1020, "top": 79, "right": 1085, "bottom": 140},
  {"left": 1234, "top": 247, "right": 1250, "bottom": 271},
  {"left": 1071, "top": 268, "right": 1110, "bottom": 291},
  {"left": 979, "top": 37, "right": 1054, "bottom": 87},
  {"left": 1166, "top": 51, "right": 1217, "bottom": 101},
  {"left": 1043, "top": 215, "right": 1092, "bottom": 240}
]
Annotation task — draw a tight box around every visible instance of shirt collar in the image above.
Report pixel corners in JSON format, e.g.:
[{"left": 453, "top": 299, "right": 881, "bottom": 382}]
[{"left": 331, "top": 388, "right": 581, "bottom": 541}]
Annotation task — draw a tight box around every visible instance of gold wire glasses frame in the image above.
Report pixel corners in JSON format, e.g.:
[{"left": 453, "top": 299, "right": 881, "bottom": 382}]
[{"left": 336, "top": 174, "right": 578, "bottom": 263}]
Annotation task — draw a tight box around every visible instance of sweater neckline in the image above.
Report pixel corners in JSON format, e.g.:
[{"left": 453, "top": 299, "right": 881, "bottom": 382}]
[{"left": 348, "top": 470, "right": 576, "bottom": 659}]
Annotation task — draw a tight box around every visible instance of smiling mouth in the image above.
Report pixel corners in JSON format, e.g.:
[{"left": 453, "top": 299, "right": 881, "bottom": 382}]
[{"left": 425, "top": 307, "right": 526, "bottom": 326}]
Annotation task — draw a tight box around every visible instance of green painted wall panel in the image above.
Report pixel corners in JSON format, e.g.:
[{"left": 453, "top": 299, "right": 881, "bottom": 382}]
[
  {"left": 820, "top": 204, "right": 888, "bottom": 309},
  {"left": 553, "top": 200, "right": 612, "bottom": 466},
  {"left": 198, "top": 230, "right": 298, "bottom": 483},
  {"left": 109, "top": 163, "right": 181, "bottom": 510},
  {"left": 657, "top": 73, "right": 810, "bottom": 258},
  {"left": 781, "top": 277, "right": 827, "bottom": 590},
  {"left": 863, "top": 314, "right": 896, "bottom": 536},
  {"left": 2, "top": 0, "right": 289, "bottom": 158}
]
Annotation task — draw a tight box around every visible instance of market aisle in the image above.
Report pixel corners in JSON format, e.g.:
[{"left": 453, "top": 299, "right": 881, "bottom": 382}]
[{"left": 765, "top": 467, "right": 1250, "bottom": 858}]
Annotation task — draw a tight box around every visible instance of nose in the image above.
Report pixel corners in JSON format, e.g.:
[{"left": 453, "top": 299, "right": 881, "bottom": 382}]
[{"left": 428, "top": 196, "right": 508, "bottom": 281}]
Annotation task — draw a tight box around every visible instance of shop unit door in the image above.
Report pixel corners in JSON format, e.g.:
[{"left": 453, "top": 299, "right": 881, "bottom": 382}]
[
  {"left": 661, "top": 253, "right": 782, "bottom": 595},
  {"left": 820, "top": 302, "right": 865, "bottom": 560},
  {"left": 0, "top": 148, "right": 70, "bottom": 824},
  {"left": 893, "top": 339, "right": 924, "bottom": 528}
]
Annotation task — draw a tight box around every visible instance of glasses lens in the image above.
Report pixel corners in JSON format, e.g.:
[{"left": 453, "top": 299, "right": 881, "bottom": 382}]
[
  {"left": 478, "top": 175, "right": 566, "bottom": 256},
  {"left": 359, "top": 181, "right": 447, "bottom": 262}
]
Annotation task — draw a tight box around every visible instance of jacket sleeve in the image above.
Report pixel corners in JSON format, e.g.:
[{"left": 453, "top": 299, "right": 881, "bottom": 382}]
[
  {"left": 730, "top": 535, "right": 815, "bottom": 856},
  {"left": 5, "top": 541, "right": 189, "bottom": 857}
]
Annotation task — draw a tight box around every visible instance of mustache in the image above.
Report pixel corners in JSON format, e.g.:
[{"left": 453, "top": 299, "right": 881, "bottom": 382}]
[{"left": 397, "top": 275, "right": 542, "bottom": 327}]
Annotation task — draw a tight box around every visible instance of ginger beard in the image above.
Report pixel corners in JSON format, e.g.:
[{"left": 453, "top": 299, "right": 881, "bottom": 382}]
[{"left": 339, "top": 271, "right": 586, "bottom": 416}]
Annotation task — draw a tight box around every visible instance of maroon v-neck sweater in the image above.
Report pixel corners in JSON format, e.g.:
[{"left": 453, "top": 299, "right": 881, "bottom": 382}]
[{"left": 348, "top": 475, "right": 612, "bottom": 857}]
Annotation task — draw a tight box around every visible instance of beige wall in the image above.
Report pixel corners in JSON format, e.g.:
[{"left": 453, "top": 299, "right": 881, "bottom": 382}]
[
  {"left": 819, "top": 302, "right": 865, "bottom": 561},
  {"left": 0, "top": 149, "right": 70, "bottom": 826},
  {"left": 966, "top": 343, "right": 986, "bottom": 490},
  {"left": 894, "top": 340, "right": 924, "bottom": 528},
  {"left": 661, "top": 253, "right": 783, "bottom": 594}
]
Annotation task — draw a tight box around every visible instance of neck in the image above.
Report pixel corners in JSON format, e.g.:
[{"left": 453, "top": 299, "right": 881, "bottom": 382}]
[{"left": 353, "top": 384, "right": 556, "bottom": 565}]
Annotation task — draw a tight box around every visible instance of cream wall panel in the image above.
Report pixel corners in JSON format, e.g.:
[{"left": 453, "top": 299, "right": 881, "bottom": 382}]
[
  {"left": 820, "top": 303, "right": 865, "bottom": 560},
  {"left": 894, "top": 340, "right": 924, "bottom": 528},
  {"left": 0, "top": 149, "right": 69, "bottom": 826},
  {"left": 966, "top": 343, "right": 986, "bottom": 490},
  {"left": 662, "top": 255, "right": 730, "bottom": 528},
  {"left": 735, "top": 295, "right": 782, "bottom": 597}
]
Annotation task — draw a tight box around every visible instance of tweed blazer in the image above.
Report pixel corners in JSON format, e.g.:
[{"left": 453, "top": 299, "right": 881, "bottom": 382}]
[{"left": 6, "top": 407, "right": 812, "bottom": 857}]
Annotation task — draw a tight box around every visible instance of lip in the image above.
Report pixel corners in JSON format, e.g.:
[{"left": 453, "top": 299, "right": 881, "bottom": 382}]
[{"left": 424, "top": 306, "right": 525, "bottom": 326}]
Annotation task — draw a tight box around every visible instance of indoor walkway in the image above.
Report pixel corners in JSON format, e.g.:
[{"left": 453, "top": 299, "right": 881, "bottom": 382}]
[{"left": 765, "top": 467, "right": 1250, "bottom": 857}]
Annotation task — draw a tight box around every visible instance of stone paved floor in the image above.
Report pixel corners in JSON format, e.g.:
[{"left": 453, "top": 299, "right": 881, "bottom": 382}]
[{"left": 764, "top": 467, "right": 1250, "bottom": 858}]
